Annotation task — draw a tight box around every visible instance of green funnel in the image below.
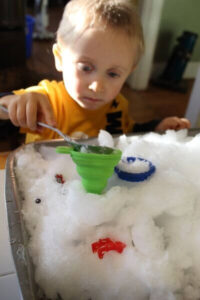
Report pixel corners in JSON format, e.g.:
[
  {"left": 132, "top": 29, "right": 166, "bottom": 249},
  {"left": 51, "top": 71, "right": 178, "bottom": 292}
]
[{"left": 56, "top": 146, "right": 122, "bottom": 194}]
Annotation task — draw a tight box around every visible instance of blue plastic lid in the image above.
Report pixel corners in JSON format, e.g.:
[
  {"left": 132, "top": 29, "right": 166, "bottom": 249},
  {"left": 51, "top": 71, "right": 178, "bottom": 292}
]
[{"left": 115, "top": 157, "right": 156, "bottom": 182}]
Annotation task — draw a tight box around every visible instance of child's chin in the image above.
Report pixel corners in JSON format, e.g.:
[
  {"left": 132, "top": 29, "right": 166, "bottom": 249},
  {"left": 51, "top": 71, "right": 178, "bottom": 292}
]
[
  {"left": 83, "top": 104, "right": 102, "bottom": 111},
  {"left": 77, "top": 100, "right": 104, "bottom": 111}
]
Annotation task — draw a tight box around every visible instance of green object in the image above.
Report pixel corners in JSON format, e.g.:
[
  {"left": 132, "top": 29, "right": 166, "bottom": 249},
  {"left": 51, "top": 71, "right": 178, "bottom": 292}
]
[{"left": 56, "top": 146, "right": 122, "bottom": 194}]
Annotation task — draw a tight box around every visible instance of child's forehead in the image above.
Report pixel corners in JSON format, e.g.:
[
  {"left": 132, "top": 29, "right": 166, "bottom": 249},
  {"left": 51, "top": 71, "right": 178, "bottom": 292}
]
[
  {"left": 60, "top": 27, "right": 137, "bottom": 69},
  {"left": 61, "top": 25, "right": 136, "bottom": 51},
  {"left": 75, "top": 26, "right": 131, "bottom": 44},
  {"left": 82, "top": 25, "right": 132, "bottom": 41}
]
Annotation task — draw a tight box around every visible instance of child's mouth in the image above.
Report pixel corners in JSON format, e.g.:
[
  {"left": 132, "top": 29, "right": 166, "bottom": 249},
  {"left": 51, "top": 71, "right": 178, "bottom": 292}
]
[{"left": 83, "top": 97, "right": 102, "bottom": 103}]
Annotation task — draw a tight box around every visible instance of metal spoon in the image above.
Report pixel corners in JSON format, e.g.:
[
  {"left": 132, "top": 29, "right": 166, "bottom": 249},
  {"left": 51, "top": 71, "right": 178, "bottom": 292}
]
[{"left": 0, "top": 104, "right": 114, "bottom": 154}]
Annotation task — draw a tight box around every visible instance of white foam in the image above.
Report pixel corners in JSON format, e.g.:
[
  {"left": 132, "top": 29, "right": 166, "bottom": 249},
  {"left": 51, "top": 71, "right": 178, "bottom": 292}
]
[{"left": 14, "top": 130, "right": 200, "bottom": 299}]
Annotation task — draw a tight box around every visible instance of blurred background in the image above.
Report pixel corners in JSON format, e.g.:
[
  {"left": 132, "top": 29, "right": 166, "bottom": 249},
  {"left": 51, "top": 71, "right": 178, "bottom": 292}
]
[{"left": 0, "top": 0, "right": 199, "bottom": 151}]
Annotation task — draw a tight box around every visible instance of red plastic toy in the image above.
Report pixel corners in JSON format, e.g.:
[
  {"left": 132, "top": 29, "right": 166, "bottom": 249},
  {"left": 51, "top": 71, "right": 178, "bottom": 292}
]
[
  {"left": 55, "top": 174, "right": 65, "bottom": 184},
  {"left": 91, "top": 238, "right": 126, "bottom": 259}
]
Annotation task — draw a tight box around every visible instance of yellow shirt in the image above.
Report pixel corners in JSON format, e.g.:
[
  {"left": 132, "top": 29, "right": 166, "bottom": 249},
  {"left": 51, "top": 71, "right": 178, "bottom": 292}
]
[{"left": 14, "top": 80, "right": 134, "bottom": 143}]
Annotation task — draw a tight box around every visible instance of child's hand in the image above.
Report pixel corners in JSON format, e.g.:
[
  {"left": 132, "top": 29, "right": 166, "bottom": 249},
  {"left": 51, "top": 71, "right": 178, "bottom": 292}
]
[
  {"left": 155, "top": 117, "right": 191, "bottom": 132},
  {"left": 0, "top": 92, "right": 56, "bottom": 131}
]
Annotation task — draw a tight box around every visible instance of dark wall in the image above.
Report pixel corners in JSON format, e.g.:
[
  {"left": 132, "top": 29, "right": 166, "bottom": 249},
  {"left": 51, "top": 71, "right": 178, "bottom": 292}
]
[{"left": 0, "top": 0, "right": 26, "bottom": 69}]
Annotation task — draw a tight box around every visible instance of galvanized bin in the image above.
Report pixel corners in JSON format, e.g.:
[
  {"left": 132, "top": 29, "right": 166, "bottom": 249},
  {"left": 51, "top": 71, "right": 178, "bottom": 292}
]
[{"left": 5, "top": 140, "right": 72, "bottom": 300}]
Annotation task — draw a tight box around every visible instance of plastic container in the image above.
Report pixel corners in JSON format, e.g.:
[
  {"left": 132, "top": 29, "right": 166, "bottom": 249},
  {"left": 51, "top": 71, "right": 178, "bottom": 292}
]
[
  {"left": 25, "top": 15, "right": 35, "bottom": 58},
  {"left": 56, "top": 146, "right": 122, "bottom": 194},
  {"left": 115, "top": 156, "right": 156, "bottom": 182}
]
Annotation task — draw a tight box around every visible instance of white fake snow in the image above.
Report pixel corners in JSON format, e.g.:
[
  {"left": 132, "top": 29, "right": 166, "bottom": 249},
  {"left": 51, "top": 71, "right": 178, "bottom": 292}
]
[{"left": 14, "top": 129, "right": 200, "bottom": 300}]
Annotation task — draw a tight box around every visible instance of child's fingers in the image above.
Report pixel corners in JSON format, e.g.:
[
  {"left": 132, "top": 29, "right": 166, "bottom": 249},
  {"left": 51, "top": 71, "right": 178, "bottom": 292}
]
[
  {"left": 17, "top": 102, "right": 27, "bottom": 128},
  {"left": 26, "top": 100, "right": 38, "bottom": 131},
  {"left": 39, "top": 97, "right": 56, "bottom": 127},
  {"left": 9, "top": 101, "right": 19, "bottom": 127},
  {"left": 175, "top": 118, "right": 191, "bottom": 130},
  {"left": 156, "top": 117, "right": 191, "bottom": 131},
  {"left": 0, "top": 93, "right": 55, "bottom": 131},
  {"left": 180, "top": 118, "right": 191, "bottom": 129}
]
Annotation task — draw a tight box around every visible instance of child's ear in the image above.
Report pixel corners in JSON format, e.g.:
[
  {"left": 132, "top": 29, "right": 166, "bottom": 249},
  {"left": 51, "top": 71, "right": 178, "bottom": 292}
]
[
  {"left": 52, "top": 43, "right": 63, "bottom": 72},
  {"left": 130, "top": 63, "right": 137, "bottom": 73}
]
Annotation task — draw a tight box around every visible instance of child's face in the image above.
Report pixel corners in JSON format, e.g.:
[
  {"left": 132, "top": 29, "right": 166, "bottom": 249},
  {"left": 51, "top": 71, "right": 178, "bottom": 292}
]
[{"left": 54, "top": 27, "right": 136, "bottom": 110}]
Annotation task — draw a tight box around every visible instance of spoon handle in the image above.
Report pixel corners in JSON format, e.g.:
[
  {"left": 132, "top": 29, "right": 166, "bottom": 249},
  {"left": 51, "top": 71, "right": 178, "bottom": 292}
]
[
  {"left": 0, "top": 104, "right": 8, "bottom": 114},
  {"left": 37, "top": 122, "right": 75, "bottom": 144}
]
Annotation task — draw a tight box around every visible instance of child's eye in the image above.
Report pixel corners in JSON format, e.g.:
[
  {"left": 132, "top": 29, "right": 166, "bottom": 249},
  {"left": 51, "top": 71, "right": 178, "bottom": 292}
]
[
  {"left": 108, "top": 72, "right": 119, "bottom": 78},
  {"left": 78, "top": 63, "right": 93, "bottom": 73},
  {"left": 82, "top": 65, "right": 92, "bottom": 72}
]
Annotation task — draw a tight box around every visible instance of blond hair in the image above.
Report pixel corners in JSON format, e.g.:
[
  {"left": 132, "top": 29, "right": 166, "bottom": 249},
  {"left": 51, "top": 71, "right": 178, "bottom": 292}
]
[{"left": 57, "top": 0, "right": 144, "bottom": 64}]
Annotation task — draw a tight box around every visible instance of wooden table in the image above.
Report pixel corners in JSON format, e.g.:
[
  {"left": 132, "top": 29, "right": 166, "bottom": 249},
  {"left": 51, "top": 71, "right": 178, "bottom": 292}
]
[{"left": 0, "top": 152, "right": 10, "bottom": 170}]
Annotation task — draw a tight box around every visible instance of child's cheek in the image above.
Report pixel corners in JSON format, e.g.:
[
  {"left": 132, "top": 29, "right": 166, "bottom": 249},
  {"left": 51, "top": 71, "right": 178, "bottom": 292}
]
[
  {"left": 73, "top": 71, "right": 84, "bottom": 95},
  {"left": 73, "top": 80, "right": 83, "bottom": 96},
  {"left": 109, "top": 85, "right": 123, "bottom": 101}
]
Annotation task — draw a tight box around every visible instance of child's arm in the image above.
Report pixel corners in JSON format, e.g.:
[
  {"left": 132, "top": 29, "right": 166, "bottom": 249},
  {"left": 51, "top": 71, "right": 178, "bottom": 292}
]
[
  {"left": 133, "top": 117, "right": 190, "bottom": 133},
  {"left": 154, "top": 117, "right": 191, "bottom": 132},
  {"left": 0, "top": 92, "right": 56, "bottom": 131}
]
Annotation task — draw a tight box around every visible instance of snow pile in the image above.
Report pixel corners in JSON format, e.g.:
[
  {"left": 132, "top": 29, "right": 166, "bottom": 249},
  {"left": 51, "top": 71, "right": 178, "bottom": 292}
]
[{"left": 14, "top": 130, "right": 200, "bottom": 300}]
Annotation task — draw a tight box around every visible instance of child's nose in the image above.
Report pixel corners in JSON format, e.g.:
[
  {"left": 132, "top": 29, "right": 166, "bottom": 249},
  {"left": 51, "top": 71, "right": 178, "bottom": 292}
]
[{"left": 88, "top": 80, "right": 104, "bottom": 93}]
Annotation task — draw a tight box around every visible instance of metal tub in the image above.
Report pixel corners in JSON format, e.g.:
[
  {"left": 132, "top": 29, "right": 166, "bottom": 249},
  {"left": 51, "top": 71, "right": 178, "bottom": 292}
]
[{"left": 6, "top": 140, "right": 68, "bottom": 300}]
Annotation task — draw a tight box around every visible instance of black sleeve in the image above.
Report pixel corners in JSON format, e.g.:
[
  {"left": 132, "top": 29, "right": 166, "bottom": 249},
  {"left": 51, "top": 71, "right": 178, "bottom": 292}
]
[
  {"left": 0, "top": 92, "right": 14, "bottom": 98},
  {"left": 0, "top": 91, "right": 20, "bottom": 140},
  {"left": 133, "top": 119, "right": 162, "bottom": 133}
]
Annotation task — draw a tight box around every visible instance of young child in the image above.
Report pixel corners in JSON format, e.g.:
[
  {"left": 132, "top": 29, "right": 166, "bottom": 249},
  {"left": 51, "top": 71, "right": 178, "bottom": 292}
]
[{"left": 0, "top": 0, "right": 190, "bottom": 144}]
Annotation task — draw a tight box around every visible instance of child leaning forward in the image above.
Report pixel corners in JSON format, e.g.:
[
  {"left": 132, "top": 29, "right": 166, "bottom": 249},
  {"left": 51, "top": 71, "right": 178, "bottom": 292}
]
[{"left": 0, "top": 0, "right": 190, "bottom": 144}]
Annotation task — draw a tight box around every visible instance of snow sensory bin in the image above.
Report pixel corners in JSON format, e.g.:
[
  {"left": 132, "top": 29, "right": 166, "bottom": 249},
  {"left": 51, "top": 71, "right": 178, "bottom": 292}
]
[{"left": 14, "top": 129, "right": 200, "bottom": 300}]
